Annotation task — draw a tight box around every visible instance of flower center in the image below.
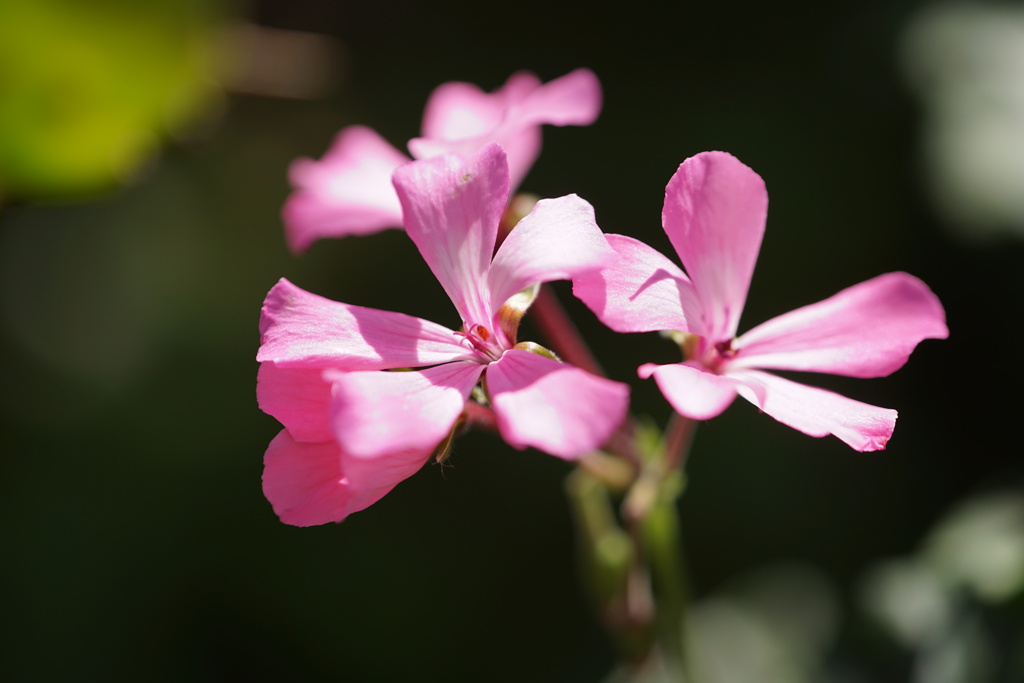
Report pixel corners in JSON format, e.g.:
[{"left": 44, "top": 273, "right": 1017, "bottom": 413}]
[
  {"left": 454, "top": 323, "right": 505, "bottom": 362},
  {"left": 679, "top": 333, "right": 737, "bottom": 372}
]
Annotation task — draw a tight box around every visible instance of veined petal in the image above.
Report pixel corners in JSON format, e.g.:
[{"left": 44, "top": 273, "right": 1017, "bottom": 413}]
[
  {"left": 662, "top": 152, "right": 768, "bottom": 339},
  {"left": 572, "top": 233, "right": 700, "bottom": 334},
  {"left": 325, "top": 362, "right": 483, "bottom": 460},
  {"left": 639, "top": 362, "right": 740, "bottom": 420},
  {"left": 257, "top": 363, "right": 333, "bottom": 443},
  {"left": 392, "top": 144, "right": 509, "bottom": 326},
  {"left": 258, "top": 279, "right": 472, "bottom": 370},
  {"left": 487, "top": 349, "right": 629, "bottom": 459},
  {"left": 488, "top": 194, "right": 614, "bottom": 312},
  {"left": 729, "top": 369, "right": 897, "bottom": 452},
  {"left": 262, "top": 430, "right": 354, "bottom": 527},
  {"left": 731, "top": 272, "right": 949, "bottom": 377},
  {"left": 283, "top": 126, "right": 408, "bottom": 252}
]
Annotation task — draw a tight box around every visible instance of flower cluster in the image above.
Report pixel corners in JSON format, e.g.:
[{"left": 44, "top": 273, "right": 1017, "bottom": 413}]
[
  {"left": 282, "top": 69, "right": 601, "bottom": 252},
  {"left": 260, "top": 141, "right": 629, "bottom": 526},
  {"left": 257, "top": 70, "right": 948, "bottom": 526}
]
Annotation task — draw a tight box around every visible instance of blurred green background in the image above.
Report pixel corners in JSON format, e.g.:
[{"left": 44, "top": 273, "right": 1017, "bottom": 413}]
[{"left": 2, "top": 0, "right": 1021, "bottom": 681}]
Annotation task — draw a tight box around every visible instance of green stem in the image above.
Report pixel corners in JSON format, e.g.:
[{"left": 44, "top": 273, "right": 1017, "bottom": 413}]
[{"left": 641, "top": 484, "right": 690, "bottom": 677}]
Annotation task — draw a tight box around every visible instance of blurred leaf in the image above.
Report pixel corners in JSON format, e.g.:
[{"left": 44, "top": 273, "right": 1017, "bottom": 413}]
[
  {"left": 0, "top": 0, "right": 224, "bottom": 198},
  {"left": 924, "top": 492, "right": 1024, "bottom": 603}
]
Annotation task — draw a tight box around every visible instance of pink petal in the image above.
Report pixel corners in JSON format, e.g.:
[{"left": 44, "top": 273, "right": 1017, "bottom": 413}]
[
  {"left": 728, "top": 369, "right": 897, "bottom": 451},
  {"left": 572, "top": 233, "right": 701, "bottom": 334},
  {"left": 262, "top": 430, "right": 355, "bottom": 527},
  {"left": 662, "top": 152, "right": 768, "bottom": 340},
  {"left": 494, "top": 68, "right": 601, "bottom": 188},
  {"left": 487, "top": 194, "right": 615, "bottom": 312},
  {"left": 639, "top": 362, "right": 740, "bottom": 420},
  {"left": 730, "top": 272, "right": 949, "bottom": 377},
  {"left": 486, "top": 349, "right": 629, "bottom": 459},
  {"left": 258, "top": 279, "right": 472, "bottom": 370},
  {"left": 409, "top": 73, "right": 540, "bottom": 187},
  {"left": 408, "top": 128, "right": 542, "bottom": 197},
  {"left": 418, "top": 72, "right": 541, "bottom": 142},
  {"left": 513, "top": 68, "right": 603, "bottom": 128},
  {"left": 257, "top": 363, "right": 333, "bottom": 443},
  {"left": 282, "top": 126, "right": 409, "bottom": 252},
  {"left": 411, "top": 69, "right": 602, "bottom": 191},
  {"left": 392, "top": 144, "right": 510, "bottom": 326},
  {"left": 324, "top": 361, "right": 484, "bottom": 460}
]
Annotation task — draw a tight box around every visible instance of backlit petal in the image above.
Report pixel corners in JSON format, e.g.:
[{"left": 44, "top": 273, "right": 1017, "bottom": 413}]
[
  {"left": 283, "top": 126, "right": 408, "bottom": 252},
  {"left": 572, "top": 233, "right": 700, "bottom": 333},
  {"left": 325, "top": 362, "right": 483, "bottom": 460},
  {"left": 639, "top": 362, "right": 740, "bottom": 420},
  {"left": 662, "top": 152, "right": 768, "bottom": 339},
  {"left": 488, "top": 194, "right": 614, "bottom": 312},
  {"left": 258, "top": 279, "right": 472, "bottom": 370},
  {"left": 257, "top": 363, "right": 333, "bottom": 443},
  {"left": 731, "top": 272, "right": 949, "bottom": 377},
  {"left": 262, "top": 430, "right": 354, "bottom": 527},
  {"left": 392, "top": 144, "right": 509, "bottom": 326},
  {"left": 729, "top": 369, "right": 897, "bottom": 451},
  {"left": 487, "top": 349, "right": 629, "bottom": 459}
]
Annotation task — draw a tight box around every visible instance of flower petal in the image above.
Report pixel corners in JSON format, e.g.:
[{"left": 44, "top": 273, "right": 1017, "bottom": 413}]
[
  {"left": 392, "top": 144, "right": 509, "bottom": 326},
  {"left": 410, "top": 70, "right": 602, "bottom": 191},
  {"left": 731, "top": 272, "right": 949, "bottom": 377},
  {"left": 493, "top": 68, "right": 602, "bottom": 189},
  {"left": 257, "top": 279, "right": 472, "bottom": 370},
  {"left": 418, "top": 73, "right": 540, "bottom": 142},
  {"left": 662, "top": 151, "right": 768, "bottom": 339},
  {"left": 487, "top": 349, "right": 629, "bottom": 459},
  {"left": 325, "top": 362, "right": 483, "bottom": 460},
  {"left": 729, "top": 369, "right": 897, "bottom": 451},
  {"left": 639, "top": 362, "right": 740, "bottom": 420},
  {"left": 572, "top": 233, "right": 700, "bottom": 333},
  {"left": 488, "top": 194, "right": 615, "bottom": 312},
  {"left": 282, "top": 126, "right": 409, "bottom": 252},
  {"left": 262, "top": 430, "right": 354, "bottom": 527},
  {"left": 513, "top": 68, "right": 603, "bottom": 129},
  {"left": 257, "top": 363, "right": 333, "bottom": 442}
]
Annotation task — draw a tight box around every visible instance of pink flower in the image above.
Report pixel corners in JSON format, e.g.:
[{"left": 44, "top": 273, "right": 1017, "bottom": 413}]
[
  {"left": 283, "top": 69, "right": 602, "bottom": 253},
  {"left": 573, "top": 151, "right": 948, "bottom": 451},
  {"left": 258, "top": 144, "right": 629, "bottom": 526}
]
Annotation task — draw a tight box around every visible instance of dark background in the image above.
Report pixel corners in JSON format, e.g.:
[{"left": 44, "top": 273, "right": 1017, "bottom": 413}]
[{"left": 1, "top": 0, "right": 1017, "bottom": 680}]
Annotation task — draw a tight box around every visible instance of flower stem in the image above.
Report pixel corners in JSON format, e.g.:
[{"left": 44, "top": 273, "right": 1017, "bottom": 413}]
[
  {"left": 640, "top": 485, "right": 690, "bottom": 677},
  {"left": 530, "top": 284, "right": 605, "bottom": 378},
  {"left": 663, "top": 413, "right": 696, "bottom": 473},
  {"left": 527, "top": 282, "right": 696, "bottom": 677}
]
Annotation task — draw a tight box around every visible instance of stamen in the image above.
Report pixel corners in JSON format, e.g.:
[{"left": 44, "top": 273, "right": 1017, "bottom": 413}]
[
  {"left": 714, "top": 339, "right": 737, "bottom": 359},
  {"left": 453, "top": 324, "right": 500, "bottom": 360}
]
